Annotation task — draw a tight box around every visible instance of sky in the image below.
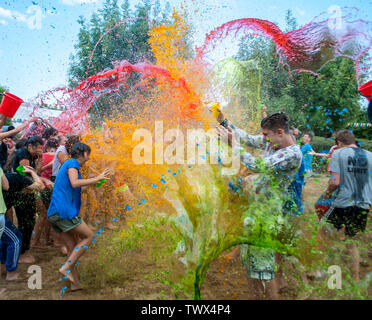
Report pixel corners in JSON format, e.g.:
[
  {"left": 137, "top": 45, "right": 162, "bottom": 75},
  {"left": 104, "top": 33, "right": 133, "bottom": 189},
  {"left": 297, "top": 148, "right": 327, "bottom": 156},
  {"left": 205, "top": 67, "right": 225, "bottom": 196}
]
[{"left": 0, "top": 0, "right": 371, "bottom": 102}]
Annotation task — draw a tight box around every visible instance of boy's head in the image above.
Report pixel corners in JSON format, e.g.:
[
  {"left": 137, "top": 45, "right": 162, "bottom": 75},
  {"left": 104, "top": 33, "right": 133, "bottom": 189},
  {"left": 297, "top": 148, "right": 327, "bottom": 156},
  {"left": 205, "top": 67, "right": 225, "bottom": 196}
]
[
  {"left": 303, "top": 133, "right": 313, "bottom": 144},
  {"left": 26, "top": 135, "right": 44, "bottom": 156},
  {"left": 42, "top": 127, "right": 58, "bottom": 141},
  {"left": 46, "top": 138, "right": 59, "bottom": 152},
  {"left": 71, "top": 142, "right": 91, "bottom": 163},
  {"left": 335, "top": 130, "right": 356, "bottom": 147},
  {"left": 260, "top": 112, "right": 291, "bottom": 149},
  {"left": 58, "top": 135, "right": 67, "bottom": 146},
  {"left": 65, "top": 135, "right": 80, "bottom": 155}
]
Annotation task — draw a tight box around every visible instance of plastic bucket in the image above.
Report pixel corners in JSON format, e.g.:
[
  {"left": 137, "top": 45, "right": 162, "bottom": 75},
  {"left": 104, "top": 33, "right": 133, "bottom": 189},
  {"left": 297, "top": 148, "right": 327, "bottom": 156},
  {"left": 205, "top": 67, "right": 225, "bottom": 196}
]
[
  {"left": 0, "top": 92, "right": 24, "bottom": 118},
  {"left": 358, "top": 80, "right": 372, "bottom": 101}
]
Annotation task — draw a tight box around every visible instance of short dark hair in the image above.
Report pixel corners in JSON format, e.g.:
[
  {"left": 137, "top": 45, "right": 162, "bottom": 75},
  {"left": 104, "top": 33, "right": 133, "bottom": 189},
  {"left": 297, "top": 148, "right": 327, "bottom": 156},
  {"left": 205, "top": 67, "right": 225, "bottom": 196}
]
[
  {"left": 42, "top": 127, "right": 58, "bottom": 140},
  {"left": 336, "top": 130, "right": 356, "bottom": 145},
  {"left": 304, "top": 132, "right": 313, "bottom": 141},
  {"left": 46, "top": 138, "right": 59, "bottom": 150},
  {"left": 65, "top": 135, "right": 80, "bottom": 154},
  {"left": 70, "top": 142, "right": 91, "bottom": 159},
  {"left": 15, "top": 138, "right": 28, "bottom": 150},
  {"left": 261, "top": 112, "right": 290, "bottom": 133},
  {"left": 26, "top": 135, "right": 44, "bottom": 148}
]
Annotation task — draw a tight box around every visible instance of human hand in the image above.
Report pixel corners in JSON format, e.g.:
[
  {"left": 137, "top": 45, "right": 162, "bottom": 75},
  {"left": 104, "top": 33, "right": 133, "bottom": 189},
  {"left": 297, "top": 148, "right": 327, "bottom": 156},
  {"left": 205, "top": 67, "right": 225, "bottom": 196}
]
[
  {"left": 22, "top": 165, "right": 36, "bottom": 174},
  {"left": 216, "top": 125, "right": 236, "bottom": 147},
  {"left": 97, "top": 168, "right": 112, "bottom": 181},
  {"left": 28, "top": 117, "right": 38, "bottom": 124},
  {"left": 210, "top": 104, "right": 225, "bottom": 123}
]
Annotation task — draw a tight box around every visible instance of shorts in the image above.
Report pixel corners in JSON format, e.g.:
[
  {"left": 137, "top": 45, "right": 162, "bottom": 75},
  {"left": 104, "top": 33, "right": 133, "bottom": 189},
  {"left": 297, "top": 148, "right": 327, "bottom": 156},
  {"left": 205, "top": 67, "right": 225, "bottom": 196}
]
[
  {"left": 47, "top": 213, "right": 82, "bottom": 233},
  {"left": 240, "top": 244, "right": 275, "bottom": 280},
  {"left": 327, "top": 206, "right": 369, "bottom": 237}
]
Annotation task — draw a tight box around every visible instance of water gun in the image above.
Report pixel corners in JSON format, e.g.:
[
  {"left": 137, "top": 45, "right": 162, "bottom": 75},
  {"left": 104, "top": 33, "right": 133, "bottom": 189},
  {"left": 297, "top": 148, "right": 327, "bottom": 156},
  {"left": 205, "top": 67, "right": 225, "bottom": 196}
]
[
  {"left": 16, "top": 165, "right": 27, "bottom": 176},
  {"left": 95, "top": 179, "right": 106, "bottom": 188},
  {"left": 211, "top": 103, "right": 220, "bottom": 118}
]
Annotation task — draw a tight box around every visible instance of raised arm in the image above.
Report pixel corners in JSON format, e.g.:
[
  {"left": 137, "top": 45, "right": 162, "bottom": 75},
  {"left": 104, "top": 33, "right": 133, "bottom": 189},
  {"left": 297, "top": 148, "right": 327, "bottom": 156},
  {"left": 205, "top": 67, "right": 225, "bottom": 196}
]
[
  {"left": 215, "top": 107, "right": 265, "bottom": 149},
  {"left": 68, "top": 168, "right": 111, "bottom": 189},
  {"left": 0, "top": 114, "right": 8, "bottom": 129},
  {"left": 0, "top": 117, "right": 38, "bottom": 141},
  {"left": 23, "top": 166, "right": 45, "bottom": 191}
]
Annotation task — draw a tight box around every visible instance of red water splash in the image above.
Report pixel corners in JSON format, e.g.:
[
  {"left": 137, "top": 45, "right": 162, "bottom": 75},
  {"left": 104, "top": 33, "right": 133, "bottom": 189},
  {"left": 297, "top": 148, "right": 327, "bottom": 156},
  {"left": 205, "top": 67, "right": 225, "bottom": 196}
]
[
  {"left": 197, "top": 7, "right": 371, "bottom": 82},
  {"left": 25, "top": 59, "right": 201, "bottom": 134}
]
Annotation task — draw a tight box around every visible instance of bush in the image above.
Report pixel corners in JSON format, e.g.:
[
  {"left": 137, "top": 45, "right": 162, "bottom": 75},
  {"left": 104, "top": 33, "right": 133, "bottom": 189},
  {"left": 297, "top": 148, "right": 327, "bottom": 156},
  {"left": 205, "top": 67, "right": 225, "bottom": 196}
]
[
  {"left": 310, "top": 135, "right": 372, "bottom": 152},
  {"left": 356, "top": 137, "right": 372, "bottom": 152},
  {"left": 311, "top": 136, "right": 335, "bottom": 153}
]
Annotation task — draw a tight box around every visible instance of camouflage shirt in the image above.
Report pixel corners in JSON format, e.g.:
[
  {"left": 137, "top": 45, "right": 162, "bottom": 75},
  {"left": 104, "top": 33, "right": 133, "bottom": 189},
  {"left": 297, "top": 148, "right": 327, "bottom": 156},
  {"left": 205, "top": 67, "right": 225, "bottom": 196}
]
[{"left": 227, "top": 121, "right": 302, "bottom": 192}]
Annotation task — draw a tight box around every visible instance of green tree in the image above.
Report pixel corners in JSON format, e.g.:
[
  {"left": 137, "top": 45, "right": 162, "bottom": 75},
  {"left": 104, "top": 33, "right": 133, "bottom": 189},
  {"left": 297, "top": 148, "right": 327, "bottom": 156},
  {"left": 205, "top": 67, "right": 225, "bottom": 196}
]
[
  {"left": 235, "top": 10, "right": 365, "bottom": 138},
  {"left": 68, "top": 0, "right": 173, "bottom": 86},
  {"left": 0, "top": 85, "right": 14, "bottom": 126}
]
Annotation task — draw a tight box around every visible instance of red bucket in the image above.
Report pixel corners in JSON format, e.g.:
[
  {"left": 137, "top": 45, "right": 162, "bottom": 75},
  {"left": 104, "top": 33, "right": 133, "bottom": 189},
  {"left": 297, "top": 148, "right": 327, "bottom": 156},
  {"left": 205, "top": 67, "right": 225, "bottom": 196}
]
[
  {"left": 358, "top": 80, "right": 372, "bottom": 101},
  {"left": 0, "top": 92, "right": 24, "bottom": 118}
]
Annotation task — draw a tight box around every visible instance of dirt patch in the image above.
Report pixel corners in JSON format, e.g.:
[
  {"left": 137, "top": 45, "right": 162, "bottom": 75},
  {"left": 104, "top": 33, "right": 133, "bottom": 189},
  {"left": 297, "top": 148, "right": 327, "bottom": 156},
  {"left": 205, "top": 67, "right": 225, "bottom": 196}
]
[{"left": 1, "top": 174, "right": 371, "bottom": 300}]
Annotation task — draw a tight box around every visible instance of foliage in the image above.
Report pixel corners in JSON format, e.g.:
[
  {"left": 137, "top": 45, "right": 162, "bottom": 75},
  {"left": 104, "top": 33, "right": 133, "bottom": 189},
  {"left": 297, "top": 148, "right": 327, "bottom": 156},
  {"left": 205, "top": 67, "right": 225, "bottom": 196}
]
[
  {"left": 0, "top": 85, "right": 14, "bottom": 126},
  {"left": 235, "top": 10, "right": 367, "bottom": 138}
]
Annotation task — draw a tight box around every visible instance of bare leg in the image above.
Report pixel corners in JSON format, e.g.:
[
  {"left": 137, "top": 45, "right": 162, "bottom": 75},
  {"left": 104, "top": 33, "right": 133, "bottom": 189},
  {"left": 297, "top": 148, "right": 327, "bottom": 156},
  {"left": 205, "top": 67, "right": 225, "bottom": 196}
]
[
  {"left": 33, "top": 200, "right": 47, "bottom": 247},
  {"left": 275, "top": 253, "right": 288, "bottom": 290},
  {"left": 0, "top": 264, "right": 6, "bottom": 276},
  {"left": 347, "top": 242, "right": 360, "bottom": 282},
  {"left": 6, "top": 270, "right": 24, "bottom": 281},
  {"left": 33, "top": 215, "right": 44, "bottom": 247},
  {"left": 248, "top": 279, "right": 265, "bottom": 299},
  {"left": 5, "top": 208, "right": 14, "bottom": 224},
  {"left": 59, "top": 221, "right": 93, "bottom": 285},
  {"left": 19, "top": 250, "right": 35, "bottom": 264},
  {"left": 264, "top": 277, "right": 280, "bottom": 300}
]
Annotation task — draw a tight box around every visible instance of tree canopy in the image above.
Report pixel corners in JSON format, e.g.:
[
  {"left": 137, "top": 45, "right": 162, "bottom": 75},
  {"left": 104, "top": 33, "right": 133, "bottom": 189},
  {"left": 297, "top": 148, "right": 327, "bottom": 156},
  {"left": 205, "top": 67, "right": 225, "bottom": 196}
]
[{"left": 235, "top": 10, "right": 368, "bottom": 138}]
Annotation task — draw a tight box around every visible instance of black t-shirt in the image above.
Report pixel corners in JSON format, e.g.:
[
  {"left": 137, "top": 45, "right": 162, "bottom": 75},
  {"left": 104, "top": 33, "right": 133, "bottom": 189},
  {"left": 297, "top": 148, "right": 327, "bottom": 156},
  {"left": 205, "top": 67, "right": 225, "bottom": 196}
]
[
  {"left": 5, "top": 172, "right": 33, "bottom": 192},
  {"left": 3, "top": 172, "right": 34, "bottom": 208},
  {"left": 0, "top": 142, "right": 8, "bottom": 168},
  {"left": 12, "top": 146, "right": 38, "bottom": 172}
]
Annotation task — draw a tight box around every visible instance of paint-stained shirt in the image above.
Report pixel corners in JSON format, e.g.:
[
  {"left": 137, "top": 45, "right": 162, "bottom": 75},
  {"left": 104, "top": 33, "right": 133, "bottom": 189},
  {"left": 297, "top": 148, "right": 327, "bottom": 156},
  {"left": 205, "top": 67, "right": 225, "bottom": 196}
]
[
  {"left": 329, "top": 147, "right": 372, "bottom": 209},
  {"left": 301, "top": 144, "right": 313, "bottom": 170},
  {"left": 227, "top": 121, "right": 303, "bottom": 192}
]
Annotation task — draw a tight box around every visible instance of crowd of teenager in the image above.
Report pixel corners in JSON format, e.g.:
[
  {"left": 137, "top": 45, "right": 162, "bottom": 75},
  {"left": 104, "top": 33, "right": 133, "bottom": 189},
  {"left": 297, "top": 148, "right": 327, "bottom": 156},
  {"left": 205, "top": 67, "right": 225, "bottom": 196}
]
[
  {"left": 0, "top": 108, "right": 370, "bottom": 298},
  {"left": 0, "top": 114, "right": 110, "bottom": 295}
]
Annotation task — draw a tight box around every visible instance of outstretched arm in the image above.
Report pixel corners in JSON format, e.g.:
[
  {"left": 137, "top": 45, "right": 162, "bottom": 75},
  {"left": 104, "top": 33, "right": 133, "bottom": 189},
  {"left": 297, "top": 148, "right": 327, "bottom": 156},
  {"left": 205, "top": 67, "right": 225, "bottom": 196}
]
[
  {"left": 68, "top": 167, "right": 111, "bottom": 189},
  {"left": 215, "top": 106, "right": 265, "bottom": 149},
  {"left": 0, "top": 117, "right": 38, "bottom": 141}
]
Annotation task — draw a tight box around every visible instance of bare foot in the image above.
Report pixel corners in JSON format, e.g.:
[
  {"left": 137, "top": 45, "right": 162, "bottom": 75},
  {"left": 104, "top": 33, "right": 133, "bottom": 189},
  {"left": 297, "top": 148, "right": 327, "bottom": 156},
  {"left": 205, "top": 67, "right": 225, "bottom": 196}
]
[
  {"left": 32, "top": 242, "right": 46, "bottom": 249},
  {"left": 71, "top": 282, "right": 83, "bottom": 291},
  {"left": 6, "top": 272, "right": 25, "bottom": 281},
  {"left": 59, "top": 267, "right": 75, "bottom": 283},
  {"left": 0, "top": 288, "right": 6, "bottom": 296},
  {"left": 19, "top": 254, "right": 36, "bottom": 264},
  {"left": 61, "top": 246, "right": 68, "bottom": 255}
]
